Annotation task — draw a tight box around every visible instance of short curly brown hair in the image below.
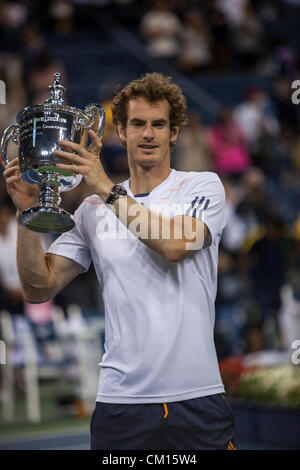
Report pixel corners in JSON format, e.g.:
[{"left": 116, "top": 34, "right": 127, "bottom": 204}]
[{"left": 111, "top": 72, "right": 188, "bottom": 131}]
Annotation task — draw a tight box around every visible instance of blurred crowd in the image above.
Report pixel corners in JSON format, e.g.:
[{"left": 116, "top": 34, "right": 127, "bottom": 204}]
[
  {"left": 0, "top": 0, "right": 300, "bottom": 367},
  {"left": 175, "top": 73, "right": 300, "bottom": 357}
]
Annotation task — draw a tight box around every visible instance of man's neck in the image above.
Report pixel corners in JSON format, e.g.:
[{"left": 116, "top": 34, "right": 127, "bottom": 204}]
[{"left": 129, "top": 166, "right": 172, "bottom": 195}]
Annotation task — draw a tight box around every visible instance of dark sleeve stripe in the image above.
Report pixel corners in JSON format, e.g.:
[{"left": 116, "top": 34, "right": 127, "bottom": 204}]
[
  {"left": 187, "top": 196, "right": 207, "bottom": 218},
  {"left": 191, "top": 196, "right": 199, "bottom": 208},
  {"left": 191, "top": 206, "right": 198, "bottom": 218},
  {"left": 204, "top": 199, "right": 210, "bottom": 210}
]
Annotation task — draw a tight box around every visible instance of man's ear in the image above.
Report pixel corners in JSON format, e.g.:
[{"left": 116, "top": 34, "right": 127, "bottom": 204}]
[
  {"left": 117, "top": 124, "right": 127, "bottom": 147},
  {"left": 170, "top": 126, "right": 180, "bottom": 146}
]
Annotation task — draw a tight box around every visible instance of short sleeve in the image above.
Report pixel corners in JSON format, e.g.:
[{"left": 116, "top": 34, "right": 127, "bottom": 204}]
[
  {"left": 47, "top": 203, "right": 92, "bottom": 272},
  {"left": 180, "top": 172, "right": 226, "bottom": 246}
]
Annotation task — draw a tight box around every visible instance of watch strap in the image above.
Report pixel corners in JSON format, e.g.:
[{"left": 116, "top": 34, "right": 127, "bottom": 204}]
[{"left": 105, "top": 184, "right": 127, "bottom": 205}]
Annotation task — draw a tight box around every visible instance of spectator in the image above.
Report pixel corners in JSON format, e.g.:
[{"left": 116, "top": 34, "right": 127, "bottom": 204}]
[
  {"left": 271, "top": 35, "right": 298, "bottom": 80},
  {"left": 21, "top": 23, "right": 47, "bottom": 65},
  {"left": 221, "top": 177, "right": 249, "bottom": 252},
  {"left": 231, "top": 2, "right": 265, "bottom": 71},
  {"left": 268, "top": 129, "right": 300, "bottom": 224},
  {"left": 207, "top": 107, "right": 251, "bottom": 180},
  {"left": 215, "top": 246, "right": 246, "bottom": 359},
  {"left": 233, "top": 87, "right": 279, "bottom": 156},
  {"left": 0, "top": 0, "right": 28, "bottom": 53},
  {"left": 235, "top": 167, "right": 271, "bottom": 235},
  {"left": 140, "top": 0, "right": 182, "bottom": 62},
  {"left": 0, "top": 53, "right": 26, "bottom": 134},
  {"left": 99, "top": 89, "right": 129, "bottom": 180},
  {"left": 246, "top": 210, "right": 293, "bottom": 349},
  {"left": 222, "top": 167, "right": 287, "bottom": 267},
  {"left": 26, "top": 49, "right": 66, "bottom": 105},
  {"left": 208, "top": 5, "right": 231, "bottom": 71},
  {"left": 217, "top": 0, "right": 248, "bottom": 27},
  {"left": 273, "top": 76, "right": 300, "bottom": 133},
  {"left": 100, "top": 126, "right": 129, "bottom": 181},
  {"left": 49, "top": 0, "right": 75, "bottom": 36},
  {"left": 177, "top": 9, "right": 212, "bottom": 74},
  {"left": 174, "top": 110, "right": 212, "bottom": 173},
  {"left": 0, "top": 203, "right": 23, "bottom": 314}
]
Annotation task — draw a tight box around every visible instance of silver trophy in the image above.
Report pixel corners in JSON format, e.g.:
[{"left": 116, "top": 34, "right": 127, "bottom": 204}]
[{"left": 1, "top": 73, "right": 105, "bottom": 233}]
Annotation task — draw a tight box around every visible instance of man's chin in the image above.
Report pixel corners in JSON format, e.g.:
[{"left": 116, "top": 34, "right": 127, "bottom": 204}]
[{"left": 138, "top": 157, "right": 158, "bottom": 169}]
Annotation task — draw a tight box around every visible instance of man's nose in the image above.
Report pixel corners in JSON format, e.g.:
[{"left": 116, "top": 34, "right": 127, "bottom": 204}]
[{"left": 143, "top": 125, "right": 154, "bottom": 139}]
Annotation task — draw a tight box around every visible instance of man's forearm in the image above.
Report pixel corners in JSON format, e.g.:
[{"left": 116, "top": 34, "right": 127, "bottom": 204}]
[
  {"left": 17, "top": 221, "right": 53, "bottom": 303},
  {"left": 111, "top": 196, "right": 201, "bottom": 262}
]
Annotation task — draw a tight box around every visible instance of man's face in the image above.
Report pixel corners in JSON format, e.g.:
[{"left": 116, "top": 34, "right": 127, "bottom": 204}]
[{"left": 117, "top": 97, "right": 179, "bottom": 169}]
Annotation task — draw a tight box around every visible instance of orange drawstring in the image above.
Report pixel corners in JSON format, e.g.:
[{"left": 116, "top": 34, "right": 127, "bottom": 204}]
[{"left": 163, "top": 403, "right": 168, "bottom": 419}]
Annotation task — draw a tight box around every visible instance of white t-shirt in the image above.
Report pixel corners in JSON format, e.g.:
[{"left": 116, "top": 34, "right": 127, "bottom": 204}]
[{"left": 47, "top": 169, "right": 226, "bottom": 403}]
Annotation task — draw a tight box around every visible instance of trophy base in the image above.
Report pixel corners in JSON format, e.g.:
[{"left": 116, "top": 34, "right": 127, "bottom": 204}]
[{"left": 19, "top": 206, "right": 75, "bottom": 234}]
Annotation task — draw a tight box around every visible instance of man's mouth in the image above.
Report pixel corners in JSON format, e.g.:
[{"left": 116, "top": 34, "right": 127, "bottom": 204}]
[{"left": 138, "top": 144, "right": 159, "bottom": 151}]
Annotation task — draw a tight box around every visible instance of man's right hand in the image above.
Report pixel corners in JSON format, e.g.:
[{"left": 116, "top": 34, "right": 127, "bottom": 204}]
[{"left": 0, "top": 156, "right": 39, "bottom": 211}]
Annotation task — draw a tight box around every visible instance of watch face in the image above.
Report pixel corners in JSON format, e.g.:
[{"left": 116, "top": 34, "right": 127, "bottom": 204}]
[{"left": 114, "top": 185, "right": 127, "bottom": 196}]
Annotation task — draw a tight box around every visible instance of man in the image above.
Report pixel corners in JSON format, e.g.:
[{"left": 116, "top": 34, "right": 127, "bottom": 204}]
[{"left": 2, "top": 72, "right": 237, "bottom": 450}]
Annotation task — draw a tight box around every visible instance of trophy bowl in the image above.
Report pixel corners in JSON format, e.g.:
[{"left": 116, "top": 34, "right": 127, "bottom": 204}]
[{"left": 1, "top": 73, "right": 105, "bottom": 233}]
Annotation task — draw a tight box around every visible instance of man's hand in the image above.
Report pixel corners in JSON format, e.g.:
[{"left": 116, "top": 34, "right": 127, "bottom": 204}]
[
  {"left": 0, "top": 156, "right": 39, "bottom": 211},
  {"left": 55, "top": 129, "right": 113, "bottom": 200}
]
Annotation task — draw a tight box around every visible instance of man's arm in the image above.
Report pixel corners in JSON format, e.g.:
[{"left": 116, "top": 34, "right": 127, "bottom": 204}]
[
  {"left": 1, "top": 156, "right": 84, "bottom": 304},
  {"left": 112, "top": 197, "right": 208, "bottom": 262},
  {"left": 17, "top": 223, "right": 84, "bottom": 303}
]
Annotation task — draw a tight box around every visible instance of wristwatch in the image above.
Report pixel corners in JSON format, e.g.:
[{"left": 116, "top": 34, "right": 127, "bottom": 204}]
[{"left": 105, "top": 184, "right": 127, "bottom": 205}]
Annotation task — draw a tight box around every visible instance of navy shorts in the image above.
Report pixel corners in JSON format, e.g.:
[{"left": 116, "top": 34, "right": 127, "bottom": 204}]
[{"left": 90, "top": 393, "right": 238, "bottom": 450}]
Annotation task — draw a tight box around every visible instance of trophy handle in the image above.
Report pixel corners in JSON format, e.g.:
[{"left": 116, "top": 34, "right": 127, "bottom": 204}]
[
  {"left": 82, "top": 104, "right": 106, "bottom": 145},
  {"left": 0, "top": 124, "right": 20, "bottom": 165}
]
